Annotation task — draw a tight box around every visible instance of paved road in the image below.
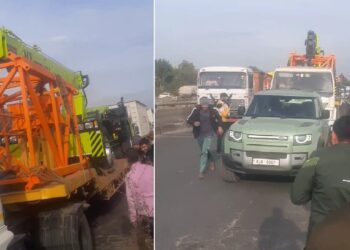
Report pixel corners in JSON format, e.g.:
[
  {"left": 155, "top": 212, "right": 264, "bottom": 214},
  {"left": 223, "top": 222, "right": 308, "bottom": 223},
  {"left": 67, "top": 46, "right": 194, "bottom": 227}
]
[{"left": 156, "top": 132, "right": 310, "bottom": 250}]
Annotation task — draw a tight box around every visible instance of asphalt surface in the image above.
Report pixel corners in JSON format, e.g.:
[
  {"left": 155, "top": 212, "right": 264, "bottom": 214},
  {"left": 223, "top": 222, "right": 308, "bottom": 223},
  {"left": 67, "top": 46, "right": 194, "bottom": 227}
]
[{"left": 156, "top": 132, "right": 310, "bottom": 250}]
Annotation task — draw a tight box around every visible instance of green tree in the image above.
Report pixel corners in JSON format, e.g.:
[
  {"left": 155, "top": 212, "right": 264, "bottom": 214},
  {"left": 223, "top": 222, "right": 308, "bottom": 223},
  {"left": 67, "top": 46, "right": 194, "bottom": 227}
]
[
  {"left": 155, "top": 59, "right": 174, "bottom": 95},
  {"left": 155, "top": 59, "right": 198, "bottom": 95},
  {"left": 172, "top": 60, "right": 197, "bottom": 94}
]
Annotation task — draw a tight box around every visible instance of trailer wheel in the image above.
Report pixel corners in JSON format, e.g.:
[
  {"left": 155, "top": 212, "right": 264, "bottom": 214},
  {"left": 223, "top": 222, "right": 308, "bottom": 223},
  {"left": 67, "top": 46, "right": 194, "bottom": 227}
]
[
  {"left": 217, "top": 157, "right": 240, "bottom": 183},
  {"left": 39, "top": 203, "right": 93, "bottom": 250}
]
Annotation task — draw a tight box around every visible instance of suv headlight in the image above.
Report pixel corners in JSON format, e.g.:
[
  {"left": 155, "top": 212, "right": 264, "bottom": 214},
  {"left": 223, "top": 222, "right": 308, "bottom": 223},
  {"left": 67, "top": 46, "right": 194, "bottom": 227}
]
[
  {"left": 294, "top": 134, "right": 312, "bottom": 145},
  {"left": 229, "top": 131, "right": 243, "bottom": 142}
]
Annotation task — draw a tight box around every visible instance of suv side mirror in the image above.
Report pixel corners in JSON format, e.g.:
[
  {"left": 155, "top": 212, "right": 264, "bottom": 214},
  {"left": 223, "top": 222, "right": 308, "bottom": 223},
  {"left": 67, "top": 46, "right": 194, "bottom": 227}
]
[
  {"left": 237, "top": 106, "right": 246, "bottom": 116},
  {"left": 321, "top": 110, "right": 330, "bottom": 119}
]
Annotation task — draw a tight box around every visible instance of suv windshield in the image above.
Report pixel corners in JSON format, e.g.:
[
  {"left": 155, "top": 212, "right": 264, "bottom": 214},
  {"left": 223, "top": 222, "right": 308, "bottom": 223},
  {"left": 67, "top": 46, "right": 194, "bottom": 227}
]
[
  {"left": 198, "top": 72, "right": 247, "bottom": 89},
  {"left": 273, "top": 72, "right": 333, "bottom": 97},
  {"left": 246, "top": 95, "right": 317, "bottom": 119}
]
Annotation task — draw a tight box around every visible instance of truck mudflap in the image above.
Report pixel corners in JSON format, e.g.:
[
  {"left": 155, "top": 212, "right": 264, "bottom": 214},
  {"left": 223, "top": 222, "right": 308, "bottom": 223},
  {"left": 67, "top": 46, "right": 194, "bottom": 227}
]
[{"left": 38, "top": 203, "right": 93, "bottom": 250}]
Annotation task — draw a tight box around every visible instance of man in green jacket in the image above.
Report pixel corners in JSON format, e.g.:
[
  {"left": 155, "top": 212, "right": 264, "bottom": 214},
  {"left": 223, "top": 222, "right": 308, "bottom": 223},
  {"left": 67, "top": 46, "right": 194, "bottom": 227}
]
[{"left": 291, "top": 115, "right": 350, "bottom": 239}]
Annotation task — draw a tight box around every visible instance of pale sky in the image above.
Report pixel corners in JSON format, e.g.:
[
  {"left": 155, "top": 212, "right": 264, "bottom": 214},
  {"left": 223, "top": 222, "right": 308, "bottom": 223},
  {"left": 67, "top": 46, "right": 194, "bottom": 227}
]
[
  {"left": 156, "top": 0, "right": 350, "bottom": 76},
  {"left": 0, "top": 0, "right": 153, "bottom": 107}
]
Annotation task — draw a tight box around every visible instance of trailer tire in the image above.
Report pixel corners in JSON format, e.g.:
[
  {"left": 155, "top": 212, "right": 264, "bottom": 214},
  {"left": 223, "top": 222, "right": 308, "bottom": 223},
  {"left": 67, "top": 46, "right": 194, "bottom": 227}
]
[
  {"left": 39, "top": 204, "right": 93, "bottom": 250},
  {"left": 217, "top": 157, "right": 240, "bottom": 183}
]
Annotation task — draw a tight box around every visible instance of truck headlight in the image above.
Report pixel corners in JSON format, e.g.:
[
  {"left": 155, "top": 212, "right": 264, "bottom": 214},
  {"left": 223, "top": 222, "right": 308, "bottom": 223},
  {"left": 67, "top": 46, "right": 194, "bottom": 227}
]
[
  {"left": 78, "top": 124, "right": 85, "bottom": 131},
  {"left": 85, "top": 122, "right": 94, "bottom": 129},
  {"left": 294, "top": 134, "right": 312, "bottom": 145},
  {"left": 229, "top": 131, "right": 242, "bottom": 142},
  {"left": 9, "top": 136, "right": 18, "bottom": 144}
]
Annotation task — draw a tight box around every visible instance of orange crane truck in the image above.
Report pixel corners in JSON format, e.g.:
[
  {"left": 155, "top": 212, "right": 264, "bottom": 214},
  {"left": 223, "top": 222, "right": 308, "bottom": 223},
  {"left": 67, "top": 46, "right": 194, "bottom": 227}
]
[
  {"left": 271, "top": 30, "right": 338, "bottom": 125},
  {"left": 0, "top": 28, "right": 131, "bottom": 249}
]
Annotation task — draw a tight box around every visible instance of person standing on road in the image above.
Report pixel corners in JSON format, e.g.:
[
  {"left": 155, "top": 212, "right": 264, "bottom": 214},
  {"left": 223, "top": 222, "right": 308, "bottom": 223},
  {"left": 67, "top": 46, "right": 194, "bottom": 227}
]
[
  {"left": 187, "top": 97, "right": 224, "bottom": 179},
  {"left": 125, "top": 149, "right": 154, "bottom": 249},
  {"left": 291, "top": 115, "right": 350, "bottom": 242}
]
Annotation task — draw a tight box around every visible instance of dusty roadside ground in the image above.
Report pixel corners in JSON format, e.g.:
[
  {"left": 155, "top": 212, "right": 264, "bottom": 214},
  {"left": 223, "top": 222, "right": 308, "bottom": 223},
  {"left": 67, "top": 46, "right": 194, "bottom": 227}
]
[
  {"left": 156, "top": 104, "right": 193, "bottom": 135},
  {"left": 86, "top": 185, "right": 140, "bottom": 250}
]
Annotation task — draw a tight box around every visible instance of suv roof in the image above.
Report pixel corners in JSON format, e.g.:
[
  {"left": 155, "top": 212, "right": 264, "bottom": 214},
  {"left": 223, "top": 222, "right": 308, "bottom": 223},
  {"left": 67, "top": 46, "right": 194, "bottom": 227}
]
[{"left": 256, "top": 89, "right": 321, "bottom": 98}]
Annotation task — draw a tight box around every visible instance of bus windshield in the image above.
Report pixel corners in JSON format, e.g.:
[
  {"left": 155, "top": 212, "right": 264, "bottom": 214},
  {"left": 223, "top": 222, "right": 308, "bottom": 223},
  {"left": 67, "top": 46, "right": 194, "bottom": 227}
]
[
  {"left": 273, "top": 71, "right": 333, "bottom": 97},
  {"left": 198, "top": 72, "right": 247, "bottom": 89}
]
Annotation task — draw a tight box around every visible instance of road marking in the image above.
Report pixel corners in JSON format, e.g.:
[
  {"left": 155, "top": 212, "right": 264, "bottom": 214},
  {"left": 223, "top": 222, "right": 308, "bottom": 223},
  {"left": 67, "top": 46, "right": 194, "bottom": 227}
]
[{"left": 342, "top": 179, "right": 350, "bottom": 183}]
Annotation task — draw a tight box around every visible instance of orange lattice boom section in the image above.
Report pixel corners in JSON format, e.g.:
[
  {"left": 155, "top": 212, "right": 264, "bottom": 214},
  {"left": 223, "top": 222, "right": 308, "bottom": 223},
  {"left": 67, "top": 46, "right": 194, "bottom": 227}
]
[
  {"left": 0, "top": 52, "right": 87, "bottom": 191},
  {"left": 288, "top": 53, "right": 336, "bottom": 73}
]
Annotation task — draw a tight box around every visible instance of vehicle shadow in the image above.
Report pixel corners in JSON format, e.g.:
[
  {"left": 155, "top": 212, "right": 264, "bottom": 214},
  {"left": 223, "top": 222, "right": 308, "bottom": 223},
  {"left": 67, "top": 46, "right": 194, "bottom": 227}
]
[
  {"left": 258, "top": 207, "right": 305, "bottom": 250},
  {"left": 240, "top": 174, "right": 294, "bottom": 183}
]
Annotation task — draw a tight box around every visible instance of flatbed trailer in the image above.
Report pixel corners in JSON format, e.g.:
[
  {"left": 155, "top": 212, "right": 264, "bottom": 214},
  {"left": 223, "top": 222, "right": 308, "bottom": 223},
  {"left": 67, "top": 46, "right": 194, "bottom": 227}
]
[{"left": 0, "top": 159, "right": 129, "bottom": 205}]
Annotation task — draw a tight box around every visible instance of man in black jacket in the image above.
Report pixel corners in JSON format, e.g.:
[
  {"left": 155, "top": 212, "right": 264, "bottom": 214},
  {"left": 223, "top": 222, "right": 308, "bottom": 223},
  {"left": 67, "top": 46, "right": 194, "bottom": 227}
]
[{"left": 187, "top": 97, "right": 224, "bottom": 178}]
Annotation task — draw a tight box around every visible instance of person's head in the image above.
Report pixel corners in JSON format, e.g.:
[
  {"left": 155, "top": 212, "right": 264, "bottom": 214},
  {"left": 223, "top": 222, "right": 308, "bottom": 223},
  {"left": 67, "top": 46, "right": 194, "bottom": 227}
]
[
  {"left": 220, "top": 93, "right": 228, "bottom": 102},
  {"left": 332, "top": 116, "right": 350, "bottom": 144},
  {"left": 199, "top": 97, "right": 211, "bottom": 110},
  {"left": 216, "top": 100, "right": 224, "bottom": 109},
  {"left": 132, "top": 135, "right": 142, "bottom": 150},
  {"left": 139, "top": 138, "right": 150, "bottom": 153},
  {"left": 126, "top": 148, "right": 139, "bottom": 165}
]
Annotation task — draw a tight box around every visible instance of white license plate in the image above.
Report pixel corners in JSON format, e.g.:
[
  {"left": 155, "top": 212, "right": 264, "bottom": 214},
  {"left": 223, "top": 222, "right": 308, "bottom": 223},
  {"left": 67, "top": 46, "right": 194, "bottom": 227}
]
[{"left": 252, "top": 158, "right": 280, "bottom": 166}]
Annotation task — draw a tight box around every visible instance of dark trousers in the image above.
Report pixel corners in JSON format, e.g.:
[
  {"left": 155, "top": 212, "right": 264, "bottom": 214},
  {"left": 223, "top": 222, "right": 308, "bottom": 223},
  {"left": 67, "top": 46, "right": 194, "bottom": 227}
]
[
  {"left": 136, "top": 216, "right": 154, "bottom": 250},
  {"left": 217, "top": 122, "right": 231, "bottom": 153}
]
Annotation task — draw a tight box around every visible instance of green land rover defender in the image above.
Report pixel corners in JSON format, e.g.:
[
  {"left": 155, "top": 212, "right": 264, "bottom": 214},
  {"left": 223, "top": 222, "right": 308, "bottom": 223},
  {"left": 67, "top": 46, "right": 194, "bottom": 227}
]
[{"left": 220, "top": 90, "right": 331, "bottom": 181}]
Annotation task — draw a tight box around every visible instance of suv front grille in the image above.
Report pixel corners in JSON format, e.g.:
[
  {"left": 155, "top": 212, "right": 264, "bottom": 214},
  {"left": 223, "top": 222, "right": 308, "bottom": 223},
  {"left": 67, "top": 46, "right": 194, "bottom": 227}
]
[{"left": 247, "top": 134, "right": 289, "bottom": 141}]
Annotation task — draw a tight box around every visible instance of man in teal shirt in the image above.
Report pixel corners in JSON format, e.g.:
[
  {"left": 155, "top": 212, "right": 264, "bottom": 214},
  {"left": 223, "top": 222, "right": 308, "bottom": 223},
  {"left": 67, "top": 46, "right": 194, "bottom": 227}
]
[{"left": 291, "top": 116, "right": 350, "bottom": 239}]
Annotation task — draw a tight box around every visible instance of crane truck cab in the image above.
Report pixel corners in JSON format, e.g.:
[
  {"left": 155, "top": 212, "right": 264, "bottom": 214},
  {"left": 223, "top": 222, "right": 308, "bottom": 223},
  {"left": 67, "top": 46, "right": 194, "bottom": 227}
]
[
  {"left": 197, "top": 67, "right": 256, "bottom": 118},
  {"left": 271, "top": 67, "right": 336, "bottom": 126}
]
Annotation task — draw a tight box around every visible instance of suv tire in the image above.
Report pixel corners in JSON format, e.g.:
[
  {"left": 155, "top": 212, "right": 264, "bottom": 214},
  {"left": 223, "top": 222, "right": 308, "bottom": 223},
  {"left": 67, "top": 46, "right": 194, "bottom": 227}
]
[{"left": 217, "top": 157, "right": 240, "bottom": 183}]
